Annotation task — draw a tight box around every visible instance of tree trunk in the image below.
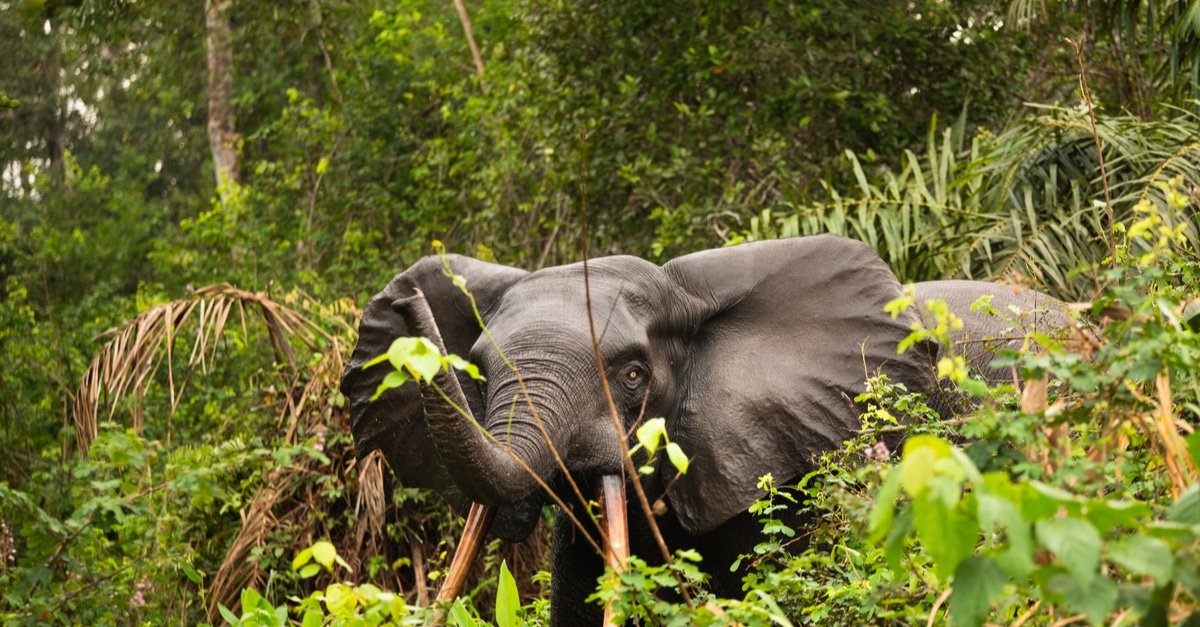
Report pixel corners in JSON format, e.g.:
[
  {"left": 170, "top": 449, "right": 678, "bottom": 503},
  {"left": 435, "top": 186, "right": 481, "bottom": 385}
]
[
  {"left": 41, "top": 21, "right": 64, "bottom": 178},
  {"left": 204, "top": 0, "right": 239, "bottom": 199}
]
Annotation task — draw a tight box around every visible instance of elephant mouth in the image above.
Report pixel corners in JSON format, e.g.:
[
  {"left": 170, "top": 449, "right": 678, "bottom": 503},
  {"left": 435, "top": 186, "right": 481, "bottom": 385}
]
[{"left": 434, "top": 475, "right": 629, "bottom": 624}]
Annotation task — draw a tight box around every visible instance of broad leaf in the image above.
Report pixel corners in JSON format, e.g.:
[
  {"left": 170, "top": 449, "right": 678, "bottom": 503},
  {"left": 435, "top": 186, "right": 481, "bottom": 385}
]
[
  {"left": 1170, "top": 483, "right": 1200, "bottom": 524},
  {"left": 949, "top": 556, "right": 1008, "bottom": 627},
  {"left": 913, "top": 478, "right": 978, "bottom": 579},
  {"left": 635, "top": 418, "right": 666, "bottom": 456},
  {"left": 1107, "top": 536, "right": 1174, "bottom": 582},
  {"left": 976, "top": 492, "right": 1034, "bottom": 580},
  {"left": 1047, "top": 573, "right": 1119, "bottom": 625},
  {"left": 1035, "top": 517, "right": 1101, "bottom": 590},
  {"left": 312, "top": 540, "right": 337, "bottom": 570}
]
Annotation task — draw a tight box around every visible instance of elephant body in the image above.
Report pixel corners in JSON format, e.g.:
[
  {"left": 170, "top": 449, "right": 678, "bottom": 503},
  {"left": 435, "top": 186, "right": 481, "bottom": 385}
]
[{"left": 340, "top": 236, "right": 1071, "bottom": 624}]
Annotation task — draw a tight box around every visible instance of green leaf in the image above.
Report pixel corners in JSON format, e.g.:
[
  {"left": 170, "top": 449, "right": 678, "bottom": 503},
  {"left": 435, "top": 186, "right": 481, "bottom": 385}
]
[
  {"left": 406, "top": 338, "right": 444, "bottom": 383},
  {"left": 900, "top": 434, "right": 955, "bottom": 496},
  {"left": 976, "top": 493, "right": 1034, "bottom": 580},
  {"left": 218, "top": 603, "right": 240, "bottom": 625},
  {"left": 1035, "top": 517, "right": 1101, "bottom": 590},
  {"left": 361, "top": 353, "right": 390, "bottom": 369},
  {"left": 665, "top": 442, "right": 689, "bottom": 474},
  {"left": 1015, "top": 481, "right": 1079, "bottom": 521},
  {"left": 301, "top": 610, "right": 323, "bottom": 627},
  {"left": 1188, "top": 431, "right": 1200, "bottom": 469},
  {"left": 884, "top": 505, "right": 914, "bottom": 575},
  {"left": 292, "top": 547, "right": 314, "bottom": 571},
  {"left": 444, "top": 354, "right": 484, "bottom": 380},
  {"left": 299, "top": 563, "right": 321, "bottom": 579},
  {"left": 1046, "top": 573, "right": 1119, "bottom": 625},
  {"left": 450, "top": 599, "right": 478, "bottom": 627},
  {"left": 496, "top": 561, "right": 519, "bottom": 627},
  {"left": 1169, "top": 483, "right": 1199, "bottom": 524},
  {"left": 1107, "top": 536, "right": 1174, "bottom": 582},
  {"left": 913, "top": 478, "right": 978, "bottom": 580},
  {"left": 181, "top": 560, "right": 203, "bottom": 584},
  {"left": 635, "top": 418, "right": 666, "bottom": 456},
  {"left": 949, "top": 556, "right": 1008, "bottom": 627},
  {"left": 389, "top": 595, "right": 409, "bottom": 619},
  {"left": 1083, "top": 498, "right": 1150, "bottom": 533},
  {"left": 869, "top": 468, "right": 903, "bottom": 543},
  {"left": 312, "top": 541, "right": 337, "bottom": 570},
  {"left": 324, "top": 582, "right": 357, "bottom": 615},
  {"left": 371, "top": 369, "right": 409, "bottom": 401},
  {"left": 386, "top": 337, "right": 419, "bottom": 370}
]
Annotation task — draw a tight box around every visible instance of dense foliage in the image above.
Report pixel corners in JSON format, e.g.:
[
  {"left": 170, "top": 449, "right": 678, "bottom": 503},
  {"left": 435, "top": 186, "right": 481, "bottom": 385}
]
[{"left": 2, "top": 0, "right": 1199, "bottom": 624}]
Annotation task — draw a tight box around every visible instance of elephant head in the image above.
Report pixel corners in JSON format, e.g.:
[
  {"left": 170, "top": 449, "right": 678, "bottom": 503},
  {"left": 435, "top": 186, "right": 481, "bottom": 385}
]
[{"left": 342, "top": 235, "right": 944, "bottom": 534}]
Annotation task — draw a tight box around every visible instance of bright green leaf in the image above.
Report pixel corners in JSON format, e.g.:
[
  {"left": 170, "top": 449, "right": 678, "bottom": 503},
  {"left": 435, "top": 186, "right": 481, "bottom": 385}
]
[
  {"left": 312, "top": 541, "right": 337, "bottom": 570},
  {"left": 324, "top": 582, "right": 357, "bottom": 615},
  {"left": 636, "top": 418, "right": 666, "bottom": 456},
  {"left": 292, "top": 547, "right": 314, "bottom": 571},
  {"left": 901, "top": 445, "right": 937, "bottom": 497},
  {"left": 884, "top": 506, "right": 914, "bottom": 575},
  {"left": 496, "top": 561, "right": 519, "bottom": 627},
  {"left": 218, "top": 604, "right": 239, "bottom": 624},
  {"left": 450, "top": 599, "right": 478, "bottom": 627},
  {"left": 665, "top": 442, "right": 689, "bottom": 474},
  {"left": 302, "top": 610, "right": 323, "bottom": 627},
  {"left": 386, "top": 337, "right": 419, "bottom": 370},
  {"left": 371, "top": 369, "right": 409, "bottom": 401},
  {"left": 405, "top": 338, "right": 444, "bottom": 383}
]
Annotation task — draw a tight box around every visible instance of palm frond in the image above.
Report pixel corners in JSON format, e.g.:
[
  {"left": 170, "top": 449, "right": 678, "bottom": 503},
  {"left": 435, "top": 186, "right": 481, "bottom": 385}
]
[
  {"left": 72, "top": 284, "right": 336, "bottom": 455},
  {"left": 746, "top": 105, "right": 1200, "bottom": 299}
]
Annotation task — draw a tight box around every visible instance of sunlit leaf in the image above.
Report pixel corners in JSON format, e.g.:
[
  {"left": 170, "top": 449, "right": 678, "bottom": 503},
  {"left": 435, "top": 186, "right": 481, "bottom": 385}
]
[{"left": 312, "top": 541, "right": 337, "bottom": 570}]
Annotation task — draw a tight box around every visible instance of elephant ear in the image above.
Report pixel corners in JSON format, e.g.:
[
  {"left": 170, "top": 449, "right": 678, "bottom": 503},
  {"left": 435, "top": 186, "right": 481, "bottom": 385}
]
[
  {"left": 662, "top": 235, "right": 939, "bottom": 535},
  {"left": 340, "top": 255, "right": 533, "bottom": 539}
]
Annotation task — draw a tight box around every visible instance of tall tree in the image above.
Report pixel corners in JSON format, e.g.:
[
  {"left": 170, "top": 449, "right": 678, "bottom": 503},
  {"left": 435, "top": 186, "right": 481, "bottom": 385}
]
[{"left": 205, "top": 0, "right": 239, "bottom": 197}]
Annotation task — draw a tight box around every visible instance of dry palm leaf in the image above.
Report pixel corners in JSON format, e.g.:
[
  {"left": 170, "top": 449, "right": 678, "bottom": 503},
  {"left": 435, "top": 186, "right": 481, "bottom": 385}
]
[{"left": 72, "top": 284, "right": 335, "bottom": 455}]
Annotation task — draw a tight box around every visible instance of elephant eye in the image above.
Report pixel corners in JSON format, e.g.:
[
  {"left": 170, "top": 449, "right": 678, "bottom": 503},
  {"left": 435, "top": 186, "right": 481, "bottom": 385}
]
[{"left": 620, "top": 363, "right": 649, "bottom": 391}]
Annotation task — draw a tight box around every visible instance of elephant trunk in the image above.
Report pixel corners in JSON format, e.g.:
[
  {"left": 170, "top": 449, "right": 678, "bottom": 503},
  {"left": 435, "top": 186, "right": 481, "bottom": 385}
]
[{"left": 393, "top": 291, "right": 552, "bottom": 506}]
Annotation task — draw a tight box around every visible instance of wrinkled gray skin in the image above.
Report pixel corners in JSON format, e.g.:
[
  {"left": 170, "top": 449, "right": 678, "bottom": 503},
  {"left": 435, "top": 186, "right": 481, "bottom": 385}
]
[
  {"left": 341, "top": 236, "right": 1069, "bottom": 625},
  {"left": 913, "top": 280, "right": 1072, "bottom": 385}
]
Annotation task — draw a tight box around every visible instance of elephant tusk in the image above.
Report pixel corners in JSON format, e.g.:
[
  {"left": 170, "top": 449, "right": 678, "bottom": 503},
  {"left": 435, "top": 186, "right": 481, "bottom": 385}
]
[
  {"left": 436, "top": 502, "right": 497, "bottom": 607},
  {"left": 599, "top": 474, "right": 628, "bottom": 627}
]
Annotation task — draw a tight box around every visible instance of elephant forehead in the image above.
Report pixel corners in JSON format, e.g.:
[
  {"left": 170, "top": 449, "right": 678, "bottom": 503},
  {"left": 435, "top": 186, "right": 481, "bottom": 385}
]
[{"left": 492, "top": 262, "right": 670, "bottom": 322}]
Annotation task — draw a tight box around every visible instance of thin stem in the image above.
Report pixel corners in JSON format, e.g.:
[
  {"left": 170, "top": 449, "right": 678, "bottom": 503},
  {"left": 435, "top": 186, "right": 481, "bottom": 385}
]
[
  {"left": 578, "top": 128, "right": 695, "bottom": 607},
  {"left": 435, "top": 254, "right": 604, "bottom": 548},
  {"left": 1066, "top": 33, "right": 1116, "bottom": 271},
  {"left": 429, "top": 379, "right": 606, "bottom": 557}
]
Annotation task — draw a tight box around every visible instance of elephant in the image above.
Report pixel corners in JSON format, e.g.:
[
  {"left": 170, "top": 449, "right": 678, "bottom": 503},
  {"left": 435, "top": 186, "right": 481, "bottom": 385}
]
[{"left": 340, "top": 235, "right": 1071, "bottom": 625}]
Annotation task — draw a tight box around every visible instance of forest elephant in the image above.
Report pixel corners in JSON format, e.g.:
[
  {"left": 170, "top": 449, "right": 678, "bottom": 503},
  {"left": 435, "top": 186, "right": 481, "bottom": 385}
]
[{"left": 340, "top": 234, "right": 1070, "bottom": 625}]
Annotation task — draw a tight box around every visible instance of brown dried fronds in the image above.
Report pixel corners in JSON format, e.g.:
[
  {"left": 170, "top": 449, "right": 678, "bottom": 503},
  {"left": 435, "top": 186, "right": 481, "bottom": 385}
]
[
  {"left": 354, "top": 450, "right": 387, "bottom": 559},
  {"left": 73, "top": 284, "right": 338, "bottom": 456}
]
